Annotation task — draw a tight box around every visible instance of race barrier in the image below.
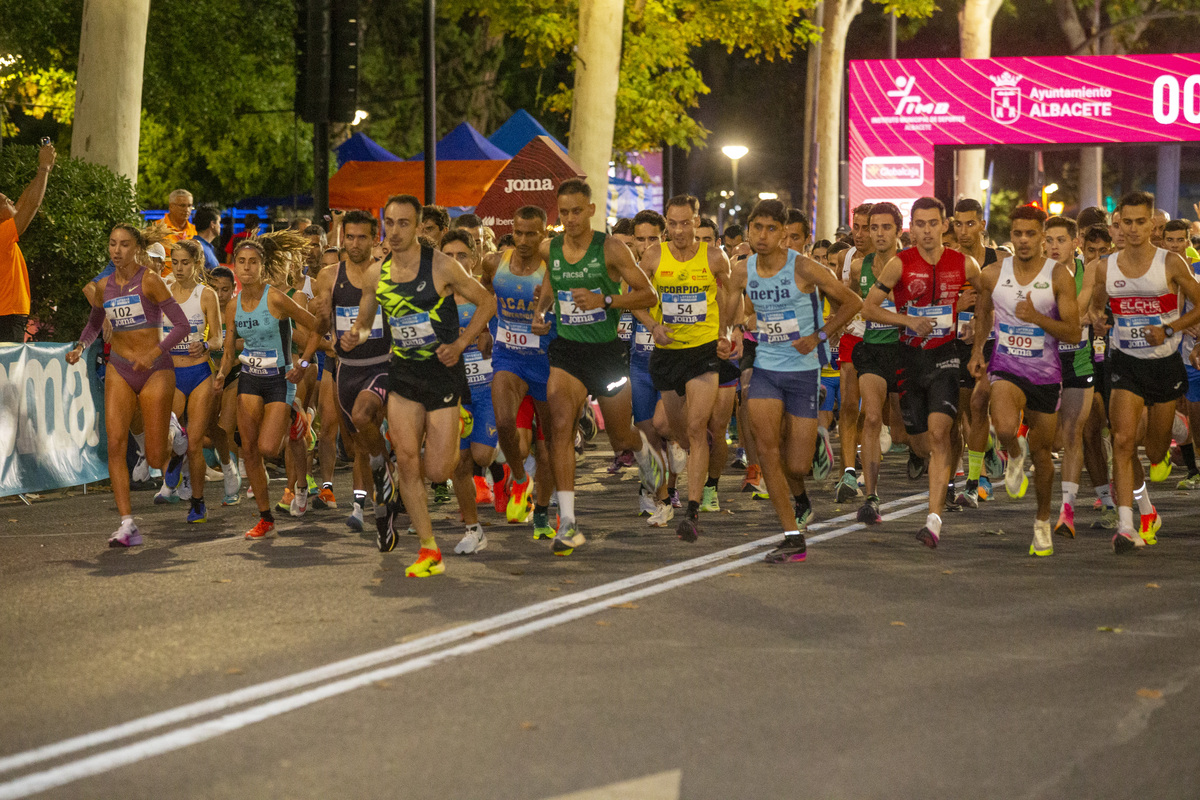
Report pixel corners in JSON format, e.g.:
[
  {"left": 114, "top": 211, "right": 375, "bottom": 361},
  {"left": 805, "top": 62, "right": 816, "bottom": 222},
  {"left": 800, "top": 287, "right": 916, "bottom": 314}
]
[{"left": 0, "top": 342, "right": 108, "bottom": 498}]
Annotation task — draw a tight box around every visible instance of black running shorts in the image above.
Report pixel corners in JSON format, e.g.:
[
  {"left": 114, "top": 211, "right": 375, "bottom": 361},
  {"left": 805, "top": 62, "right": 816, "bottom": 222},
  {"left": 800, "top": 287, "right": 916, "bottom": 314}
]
[
  {"left": 650, "top": 340, "right": 720, "bottom": 396},
  {"left": 388, "top": 356, "right": 466, "bottom": 411},
  {"left": 1107, "top": 348, "right": 1186, "bottom": 406},
  {"left": 897, "top": 341, "right": 961, "bottom": 436},
  {"left": 548, "top": 337, "right": 630, "bottom": 398}
]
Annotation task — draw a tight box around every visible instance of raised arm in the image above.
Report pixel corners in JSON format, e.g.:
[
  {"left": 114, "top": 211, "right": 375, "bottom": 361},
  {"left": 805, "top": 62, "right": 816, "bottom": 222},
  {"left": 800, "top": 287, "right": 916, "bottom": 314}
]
[{"left": 13, "top": 144, "right": 56, "bottom": 236}]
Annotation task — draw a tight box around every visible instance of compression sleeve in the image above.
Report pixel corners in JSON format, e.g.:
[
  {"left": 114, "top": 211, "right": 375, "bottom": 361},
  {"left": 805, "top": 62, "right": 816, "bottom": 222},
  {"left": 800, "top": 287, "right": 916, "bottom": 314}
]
[
  {"left": 158, "top": 297, "right": 191, "bottom": 354},
  {"left": 78, "top": 304, "right": 106, "bottom": 347}
]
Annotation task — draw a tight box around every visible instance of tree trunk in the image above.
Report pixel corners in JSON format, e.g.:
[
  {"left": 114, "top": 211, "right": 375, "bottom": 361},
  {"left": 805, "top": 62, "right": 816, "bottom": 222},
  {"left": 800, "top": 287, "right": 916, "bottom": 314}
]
[
  {"left": 801, "top": 1, "right": 823, "bottom": 215},
  {"left": 955, "top": 0, "right": 1003, "bottom": 208},
  {"left": 70, "top": 0, "right": 150, "bottom": 184},
  {"left": 815, "top": 0, "right": 861, "bottom": 241},
  {"left": 569, "top": 0, "right": 626, "bottom": 230}
]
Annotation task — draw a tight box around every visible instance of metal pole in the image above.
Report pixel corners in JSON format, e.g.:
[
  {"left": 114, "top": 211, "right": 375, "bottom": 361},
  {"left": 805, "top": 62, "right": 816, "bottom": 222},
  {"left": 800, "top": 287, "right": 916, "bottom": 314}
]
[
  {"left": 313, "top": 121, "right": 329, "bottom": 221},
  {"left": 422, "top": 0, "right": 436, "bottom": 204},
  {"left": 889, "top": 11, "right": 897, "bottom": 59},
  {"left": 731, "top": 159, "right": 739, "bottom": 220},
  {"left": 662, "top": 144, "right": 674, "bottom": 209}
]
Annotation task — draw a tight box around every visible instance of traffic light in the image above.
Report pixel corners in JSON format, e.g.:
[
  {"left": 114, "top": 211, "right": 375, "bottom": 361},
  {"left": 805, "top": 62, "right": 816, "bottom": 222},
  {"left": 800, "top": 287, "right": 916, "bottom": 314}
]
[{"left": 295, "top": 0, "right": 358, "bottom": 124}]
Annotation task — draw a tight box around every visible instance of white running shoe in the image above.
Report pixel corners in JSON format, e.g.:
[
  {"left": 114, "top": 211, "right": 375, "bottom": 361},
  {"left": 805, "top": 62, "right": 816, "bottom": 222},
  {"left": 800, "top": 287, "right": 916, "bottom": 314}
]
[
  {"left": 238, "top": 459, "right": 248, "bottom": 479},
  {"left": 222, "top": 464, "right": 241, "bottom": 503},
  {"left": 454, "top": 524, "right": 487, "bottom": 554},
  {"left": 169, "top": 413, "right": 188, "bottom": 456},
  {"left": 153, "top": 483, "right": 178, "bottom": 504},
  {"left": 1005, "top": 438, "right": 1029, "bottom": 499},
  {"left": 108, "top": 520, "right": 143, "bottom": 548},
  {"left": 205, "top": 466, "right": 224, "bottom": 483},
  {"left": 647, "top": 501, "right": 675, "bottom": 527},
  {"left": 177, "top": 462, "right": 192, "bottom": 501},
  {"left": 131, "top": 454, "right": 150, "bottom": 483},
  {"left": 1030, "top": 519, "right": 1053, "bottom": 557},
  {"left": 290, "top": 488, "right": 308, "bottom": 517},
  {"left": 668, "top": 440, "right": 688, "bottom": 474},
  {"left": 879, "top": 426, "right": 892, "bottom": 458},
  {"left": 638, "top": 488, "right": 656, "bottom": 517}
]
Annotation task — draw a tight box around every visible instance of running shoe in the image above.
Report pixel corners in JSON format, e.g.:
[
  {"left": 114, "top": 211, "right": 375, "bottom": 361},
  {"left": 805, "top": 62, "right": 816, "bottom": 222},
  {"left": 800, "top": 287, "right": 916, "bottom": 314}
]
[
  {"left": 290, "top": 488, "right": 309, "bottom": 517},
  {"left": 647, "top": 501, "right": 674, "bottom": 527},
  {"left": 311, "top": 485, "right": 337, "bottom": 510},
  {"left": 154, "top": 484, "right": 179, "bottom": 504},
  {"left": 812, "top": 427, "right": 833, "bottom": 482},
  {"left": 346, "top": 504, "right": 364, "bottom": 532},
  {"left": 764, "top": 534, "right": 807, "bottom": 564},
  {"left": 977, "top": 475, "right": 992, "bottom": 501},
  {"left": 277, "top": 487, "right": 295, "bottom": 512},
  {"left": 916, "top": 515, "right": 940, "bottom": 549},
  {"left": 373, "top": 459, "right": 394, "bottom": 506},
  {"left": 131, "top": 454, "right": 151, "bottom": 484},
  {"left": 1112, "top": 531, "right": 1138, "bottom": 554},
  {"left": 638, "top": 488, "right": 656, "bottom": 517},
  {"left": 245, "top": 518, "right": 276, "bottom": 540},
  {"left": 942, "top": 485, "right": 962, "bottom": 512},
  {"left": 878, "top": 426, "right": 892, "bottom": 458},
  {"left": 165, "top": 417, "right": 187, "bottom": 488},
  {"left": 454, "top": 524, "right": 487, "bottom": 554},
  {"left": 406, "top": 547, "right": 445, "bottom": 577},
  {"left": 177, "top": 466, "right": 192, "bottom": 501},
  {"left": 1140, "top": 508, "right": 1162, "bottom": 545},
  {"left": 700, "top": 485, "right": 720, "bottom": 512},
  {"left": 795, "top": 504, "right": 813, "bottom": 531},
  {"left": 835, "top": 470, "right": 859, "bottom": 503},
  {"left": 676, "top": 515, "right": 700, "bottom": 543},
  {"left": 1177, "top": 473, "right": 1200, "bottom": 490},
  {"left": 906, "top": 449, "right": 927, "bottom": 479},
  {"left": 984, "top": 439, "right": 1004, "bottom": 480},
  {"left": 741, "top": 464, "right": 764, "bottom": 493},
  {"left": 473, "top": 475, "right": 493, "bottom": 505},
  {"left": 1092, "top": 505, "right": 1118, "bottom": 530},
  {"left": 205, "top": 465, "right": 224, "bottom": 483},
  {"left": 507, "top": 476, "right": 533, "bottom": 524},
  {"left": 552, "top": 522, "right": 585, "bottom": 556},
  {"left": 222, "top": 464, "right": 241, "bottom": 505},
  {"left": 108, "top": 521, "right": 143, "bottom": 548},
  {"left": 857, "top": 495, "right": 882, "bottom": 525},
  {"left": 376, "top": 508, "right": 397, "bottom": 552},
  {"left": 1004, "top": 440, "right": 1029, "bottom": 499},
  {"left": 187, "top": 499, "right": 208, "bottom": 524},
  {"left": 1054, "top": 503, "right": 1076, "bottom": 538},
  {"left": 579, "top": 402, "right": 598, "bottom": 441},
  {"left": 432, "top": 482, "right": 452, "bottom": 505},
  {"left": 668, "top": 440, "right": 688, "bottom": 474},
  {"left": 668, "top": 487, "right": 682, "bottom": 509},
  {"left": 1030, "top": 519, "right": 1053, "bottom": 557},
  {"left": 305, "top": 474, "right": 319, "bottom": 495},
  {"left": 494, "top": 465, "right": 510, "bottom": 515},
  {"left": 954, "top": 486, "right": 979, "bottom": 509},
  {"left": 532, "top": 510, "right": 556, "bottom": 540},
  {"left": 607, "top": 449, "right": 636, "bottom": 474},
  {"left": 731, "top": 447, "right": 747, "bottom": 469},
  {"left": 636, "top": 433, "right": 667, "bottom": 495},
  {"left": 1149, "top": 459, "right": 1172, "bottom": 483}
]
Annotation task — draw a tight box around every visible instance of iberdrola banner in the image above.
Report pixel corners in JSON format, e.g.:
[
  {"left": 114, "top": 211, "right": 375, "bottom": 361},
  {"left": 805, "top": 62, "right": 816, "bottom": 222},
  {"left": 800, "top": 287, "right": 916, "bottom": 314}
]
[{"left": 0, "top": 342, "right": 108, "bottom": 497}]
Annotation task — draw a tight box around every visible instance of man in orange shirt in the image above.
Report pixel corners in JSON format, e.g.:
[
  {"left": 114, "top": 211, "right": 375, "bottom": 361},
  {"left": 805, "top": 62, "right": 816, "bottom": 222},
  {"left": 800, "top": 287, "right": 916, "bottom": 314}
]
[
  {"left": 0, "top": 142, "right": 56, "bottom": 342},
  {"left": 161, "top": 188, "right": 197, "bottom": 276}
]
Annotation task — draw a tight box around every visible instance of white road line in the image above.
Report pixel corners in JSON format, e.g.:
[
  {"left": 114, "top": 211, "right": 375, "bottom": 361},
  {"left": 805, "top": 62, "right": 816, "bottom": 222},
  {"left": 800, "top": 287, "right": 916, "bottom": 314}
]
[{"left": 0, "top": 494, "right": 929, "bottom": 798}]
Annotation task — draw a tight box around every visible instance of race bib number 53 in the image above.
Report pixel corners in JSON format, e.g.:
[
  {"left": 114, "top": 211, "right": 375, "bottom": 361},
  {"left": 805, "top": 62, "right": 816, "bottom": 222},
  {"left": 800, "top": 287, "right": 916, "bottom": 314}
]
[{"left": 389, "top": 312, "right": 437, "bottom": 349}]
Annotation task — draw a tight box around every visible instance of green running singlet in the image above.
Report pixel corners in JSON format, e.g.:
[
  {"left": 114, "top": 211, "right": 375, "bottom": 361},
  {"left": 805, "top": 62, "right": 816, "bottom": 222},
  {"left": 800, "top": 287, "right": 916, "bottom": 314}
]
[
  {"left": 860, "top": 252, "right": 900, "bottom": 345},
  {"left": 547, "top": 231, "right": 622, "bottom": 343}
]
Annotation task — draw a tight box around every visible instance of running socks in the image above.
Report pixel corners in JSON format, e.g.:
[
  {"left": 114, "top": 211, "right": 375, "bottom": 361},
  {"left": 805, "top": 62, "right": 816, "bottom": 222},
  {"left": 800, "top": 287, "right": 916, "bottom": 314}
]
[
  {"left": 121, "top": 514, "right": 134, "bottom": 527},
  {"left": 1062, "top": 481, "right": 1078, "bottom": 508},
  {"left": 794, "top": 492, "right": 811, "bottom": 516},
  {"left": 353, "top": 489, "right": 367, "bottom": 508},
  {"left": 1182, "top": 442, "right": 1199, "bottom": 475},
  {"left": 488, "top": 462, "right": 505, "bottom": 485},
  {"left": 261, "top": 509, "right": 274, "bottom": 524},
  {"left": 705, "top": 476, "right": 719, "bottom": 490},
  {"left": 967, "top": 450, "right": 984, "bottom": 482},
  {"left": 556, "top": 491, "right": 576, "bottom": 525},
  {"left": 686, "top": 500, "right": 700, "bottom": 520},
  {"left": 1133, "top": 483, "right": 1153, "bottom": 516},
  {"left": 1117, "top": 506, "right": 1135, "bottom": 534},
  {"left": 1095, "top": 484, "right": 1115, "bottom": 508}
]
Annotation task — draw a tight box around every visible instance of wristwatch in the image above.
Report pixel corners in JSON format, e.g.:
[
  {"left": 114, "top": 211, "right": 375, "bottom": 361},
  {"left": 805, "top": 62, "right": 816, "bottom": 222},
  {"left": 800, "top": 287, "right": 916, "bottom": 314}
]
[
  {"left": 299, "top": 359, "right": 310, "bottom": 369},
  {"left": 603, "top": 295, "right": 614, "bottom": 309},
  {"left": 1163, "top": 324, "right": 1175, "bottom": 339},
  {"left": 817, "top": 330, "right": 828, "bottom": 342}
]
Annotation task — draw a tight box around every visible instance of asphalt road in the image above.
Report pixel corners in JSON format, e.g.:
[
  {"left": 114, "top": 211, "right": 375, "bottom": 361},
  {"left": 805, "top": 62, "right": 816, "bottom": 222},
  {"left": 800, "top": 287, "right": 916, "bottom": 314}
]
[{"left": 2, "top": 437, "right": 1199, "bottom": 799}]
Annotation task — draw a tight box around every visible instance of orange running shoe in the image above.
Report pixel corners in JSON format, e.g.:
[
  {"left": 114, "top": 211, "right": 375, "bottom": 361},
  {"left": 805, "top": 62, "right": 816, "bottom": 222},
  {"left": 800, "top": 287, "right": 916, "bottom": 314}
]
[
  {"left": 473, "top": 475, "right": 493, "bottom": 505},
  {"left": 276, "top": 487, "right": 295, "bottom": 512},
  {"left": 494, "top": 464, "right": 511, "bottom": 515},
  {"left": 245, "top": 518, "right": 276, "bottom": 539},
  {"left": 312, "top": 486, "right": 337, "bottom": 509},
  {"left": 405, "top": 547, "right": 445, "bottom": 577}
]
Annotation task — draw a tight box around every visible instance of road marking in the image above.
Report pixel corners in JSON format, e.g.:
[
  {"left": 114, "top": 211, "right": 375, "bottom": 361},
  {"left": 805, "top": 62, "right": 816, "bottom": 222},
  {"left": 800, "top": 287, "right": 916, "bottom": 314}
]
[
  {"left": 0, "top": 495, "right": 929, "bottom": 798},
  {"left": 542, "top": 769, "right": 682, "bottom": 800}
]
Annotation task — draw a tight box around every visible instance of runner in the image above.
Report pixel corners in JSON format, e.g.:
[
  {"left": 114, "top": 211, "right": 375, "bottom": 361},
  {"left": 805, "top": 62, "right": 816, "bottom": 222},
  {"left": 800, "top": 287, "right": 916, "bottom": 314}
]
[
  {"left": 834, "top": 204, "right": 873, "bottom": 498},
  {"left": 212, "top": 231, "right": 316, "bottom": 540},
  {"left": 342, "top": 195, "right": 497, "bottom": 576},
  {"left": 637, "top": 195, "right": 735, "bottom": 541},
  {"left": 861, "top": 196, "right": 983, "bottom": 547},
  {"left": 1078, "top": 223, "right": 1118, "bottom": 525},
  {"left": 483, "top": 205, "right": 557, "bottom": 538},
  {"left": 736, "top": 199, "right": 862, "bottom": 562},
  {"left": 530, "top": 179, "right": 665, "bottom": 557},
  {"left": 1042, "top": 215, "right": 1096, "bottom": 538},
  {"left": 700, "top": 215, "right": 743, "bottom": 513},
  {"left": 66, "top": 224, "right": 194, "bottom": 546},
  {"left": 161, "top": 240, "right": 224, "bottom": 523},
  {"left": 850, "top": 202, "right": 904, "bottom": 523},
  {"left": 206, "top": 266, "right": 244, "bottom": 506},
  {"left": 1088, "top": 191, "right": 1200, "bottom": 553},
  {"left": 970, "top": 204, "right": 1082, "bottom": 556}
]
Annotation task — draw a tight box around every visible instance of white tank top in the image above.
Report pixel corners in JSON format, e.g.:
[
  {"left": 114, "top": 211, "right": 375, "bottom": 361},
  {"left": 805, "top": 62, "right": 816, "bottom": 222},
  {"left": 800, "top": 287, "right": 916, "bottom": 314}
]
[
  {"left": 1106, "top": 248, "right": 1181, "bottom": 360},
  {"left": 842, "top": 246, "right": 858, "bottom": 282},
  {"left": 162, "top": 283, "right": 206, "bottom": 356}
]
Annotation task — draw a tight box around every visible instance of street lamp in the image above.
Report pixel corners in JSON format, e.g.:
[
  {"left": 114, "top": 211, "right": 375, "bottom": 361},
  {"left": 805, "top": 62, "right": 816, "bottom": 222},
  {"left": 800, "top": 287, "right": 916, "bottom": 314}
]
[
  {"left": 722, "top": 145, "right": 749, "bottom": 215},
  {"left": 1042, "top": 182, "right": 1059, "bottom": 210}
]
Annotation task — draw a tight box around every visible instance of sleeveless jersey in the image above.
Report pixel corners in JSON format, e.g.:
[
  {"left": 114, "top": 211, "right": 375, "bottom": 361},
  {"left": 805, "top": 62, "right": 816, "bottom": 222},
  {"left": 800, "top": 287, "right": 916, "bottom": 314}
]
[
  {"left": 457, "top": 301, "right": 493, "bottom": 388},
  {"left": 102, "top": 266, "right": 162, "bottom": 333},
  {"left": 235, "top": 289, "right": 290, "bottom": 377},
  {"left": 841, "top": 246, "right": 858, "bottom": 282},
  {"left": 820, "top": 294, "right": 840, "bottom": 378},
  {"left": 860, "top": 253, "right": 899, "bottom": 345},
  {"left": 493, "top": 249, "right": 552, "bottom": 356},
  {"left": 956, "top": 247, "right": 998, "bottom": 341},
  {"left": 1182, "top": 259, "right": 1200, "bottom": 357},
  {"left": 1106, "top": 248, "right": 1181, "bottom": 360},
  {"left": 547, "top": 231, "right": 621, "bottom": 343},
  {"left": 651, "top": 242, "right": 718, "bottom": 349},
  {"left": 746, "top": 250, "right": 826, "bottom": 373},
  {"left": 333, "top": 261, "right": 390, "bottom": 365},
  {"left": 162, "top": 283, "right": 205, "bottom": 356},
  {"left": 893, "top": 247, "right": 966, "bottom": 349},
  {"left": 376, "top": 245, "right": 458, "bottom": 362},
  {"left": 1058, "top": 257, "right": 1093, "bottom": 372},
  {"left": 988, "top": 257, "right": 1061, "bottom": 385}
]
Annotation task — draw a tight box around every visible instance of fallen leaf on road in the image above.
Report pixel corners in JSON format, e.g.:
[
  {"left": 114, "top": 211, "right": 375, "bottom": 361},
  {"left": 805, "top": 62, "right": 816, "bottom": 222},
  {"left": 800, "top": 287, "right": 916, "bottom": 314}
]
[
  {"left": 375, "top": 681, "right": 392, "bottom": 690},
  {"left": 596, "top": 620, "right": 611, "bottom": 627},
  {"left": 1097, "top": 626, "right": 1123, "bottom": 633},
  {"left": 982, "top": 529, "right": 1005, "bottom": 536},
  {"left": 942, "top": 570, "right": 953, "bottom": 575},
  {"left": 891, "top": 621, "right": 906, "bottom": 627},
  {"left": 1146, "top": 583, "right": 1160, "bottom": 588},
  {"left": 213, "top": 579, "right": 232, "bottom": 583},
  {"left": 611, "top": 602, "right": 639, "bottom": 609},
  {"left": 510, "top": 570, "right": 524, "bottom": 576},
  {"left": 8, "top": 519, "right": 16, "bottom": 523},
  {"left": 548, "top": 587, "right": 561, "bottom": 592},
  {"left": 225, "top": 668, "right": 243, "bottom": 675},
  {"left": 560, "top": 578, "right": 576, "bottom": 584},
  {"left": 728, "top": 573, "right": 743, "bottom": 578},
  {"left": 1136, "top": 688, "right": 1162, "bottom": 699},
  {"left": 520, "top": 721, "right": 537, "bottom": 730}
]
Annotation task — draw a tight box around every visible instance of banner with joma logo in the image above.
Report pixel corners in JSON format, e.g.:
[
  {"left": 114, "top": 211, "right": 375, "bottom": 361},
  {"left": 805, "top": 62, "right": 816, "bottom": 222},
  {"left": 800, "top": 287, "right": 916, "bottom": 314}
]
[{"left": 0, "top": 342, "right": 108, "bottom": 497}]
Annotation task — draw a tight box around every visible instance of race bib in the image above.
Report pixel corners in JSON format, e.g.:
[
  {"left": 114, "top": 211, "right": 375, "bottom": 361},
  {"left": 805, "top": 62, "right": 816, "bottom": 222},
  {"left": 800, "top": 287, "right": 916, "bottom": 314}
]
[
  {"left": 496, "top": 319, "right": 542, "bottom": 351},
  {"left": 335, "top": 306, "right": 384, "bottom": 339},
  {"left": 388, "top": 312, "right": 437, "bottom": 349},
  {"left": 557, "top": 290, "right": 606, "bottom": 326},
  {"left": 1059, "top": 329, "right": 1087, "bottom": 353},
  {"left": 909, "top": 304, "right": 952, "bottom": 338},
  {"left": 633, "top": 325, "right": 655, "bottom": 355},
  {"left": 163, "top": 315, "right": 202, "bottom": 355},
  {"left": 464, "top": 349, "right": 493, "bottom": 386},
  {"left": 957, "top": 311, "right": 973, "bottom": 338},
  {"left": 867, "top": 300, "right": 897, "bottom": 332},
  {"left": 104, "top": 294, "right": 147, "bottom": 330},
  {"left": 661, "top": 292, "right": 707, "bottom": 325},
  {"left": 997, "top": 322, "right": 1045, "bottom": 358},
  {"left": 1093, "top": 334, "right": 1107, "bottom": 361},
  {"left": 239, "top": 348, "right": 280, "bottom": 377},
  {"left": 617, "top": 312, "right": 634, "bottom": 342},
  {"left": 846, "top": 314, "right": 866, "bottom": 338},
  {"left": 1114, "top": 315, "right": 1160, "bottom": 350},
  {"left": 756, "top": 309, "right": 801, "bottom": 343}
]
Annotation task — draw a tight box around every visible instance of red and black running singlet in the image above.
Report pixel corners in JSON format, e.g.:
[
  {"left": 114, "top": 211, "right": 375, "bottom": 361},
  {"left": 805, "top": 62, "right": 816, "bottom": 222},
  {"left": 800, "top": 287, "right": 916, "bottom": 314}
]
[{"left": 892, "top": 247, "right": 967, "bottom": 350}]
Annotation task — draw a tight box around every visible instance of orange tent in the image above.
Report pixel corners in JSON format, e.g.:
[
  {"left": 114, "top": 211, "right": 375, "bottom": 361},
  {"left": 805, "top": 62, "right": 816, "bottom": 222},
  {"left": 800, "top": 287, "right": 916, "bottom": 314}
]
[{"left": 328, "top": 160, "right": 510, "bottom": 209}]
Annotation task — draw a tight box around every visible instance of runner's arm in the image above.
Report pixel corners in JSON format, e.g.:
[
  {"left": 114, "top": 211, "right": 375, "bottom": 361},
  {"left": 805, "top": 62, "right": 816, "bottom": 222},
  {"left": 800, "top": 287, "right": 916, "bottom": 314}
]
[
  {"left": 211, "top": 297, "right": 240, "bottom": 392},
  {"left": 270, "top": 286, "right": 318, "bottom": 333},
  {"left": 1033, "top": 262, "right": 1082, "bottom": 344},
  {"left": 799, "top": 256, "right": 861, "bottom": 339},
  {"left": 345, "top": 261, "right": 382, "bottom": 350},
  {"left": 1086, "top": 258, "right": 1109, "bottom": 332},
  {"left": 971, "top": 265, "right": 999, "bottom": 363},
  {"left": 860, "top": 255, "right": 914, "bottom": 330},
  {"left": 605, "top": 236, "right": 657, "bottom": 312},
  {"left": 1159, "top": 252, "right": 1200, "bottom": 341},
  {"left": 297, "top": 267, "right": 336, "bottom": 364},
  {"left": 438, "top": 251, "right": 497, "bottom": 365}
]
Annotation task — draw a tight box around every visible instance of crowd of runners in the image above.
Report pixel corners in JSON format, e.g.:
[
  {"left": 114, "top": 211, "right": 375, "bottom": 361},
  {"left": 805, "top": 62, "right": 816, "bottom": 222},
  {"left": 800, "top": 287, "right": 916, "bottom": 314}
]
[{"left": 49, "top": 167, "right": 1200, "bottom": 576}]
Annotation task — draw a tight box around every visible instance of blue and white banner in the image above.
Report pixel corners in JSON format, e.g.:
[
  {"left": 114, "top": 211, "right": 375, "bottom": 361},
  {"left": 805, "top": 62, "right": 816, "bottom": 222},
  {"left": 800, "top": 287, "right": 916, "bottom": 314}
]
[{"left": 0, "top": 342, "right": 108, "bottom": 497}]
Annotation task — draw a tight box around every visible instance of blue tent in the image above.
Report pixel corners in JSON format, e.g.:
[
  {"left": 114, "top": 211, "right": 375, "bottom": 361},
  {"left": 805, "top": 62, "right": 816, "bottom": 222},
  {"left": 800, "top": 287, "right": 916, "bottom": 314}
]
[
  {"left": 335, "top": 133, "right": 402, "bottom": 168},
  {"left": 489, "top": 109, "right": 567, "bottom": 156},
  {"left": 411, "top": 122, "right": 511, "bottom": 161}
]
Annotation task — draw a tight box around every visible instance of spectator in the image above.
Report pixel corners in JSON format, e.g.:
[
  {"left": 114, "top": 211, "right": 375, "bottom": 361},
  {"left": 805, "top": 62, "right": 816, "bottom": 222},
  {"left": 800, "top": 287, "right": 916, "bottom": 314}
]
[
  {"left": 161, "top": 189, "right": 197, "bottom": 275},
  {"left": 420, "top": 205, "right": 450, "bottom": 243},
  {"left": 224, "top": 213, "right": 262, "bottom": 258},
  {"left": 192, "top": 207, "right": 222, "bottom": 272},
  {"left": 0, "top": 141, "right": 56, "bottom": 343}
]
